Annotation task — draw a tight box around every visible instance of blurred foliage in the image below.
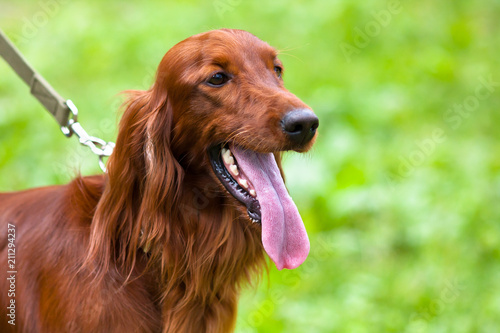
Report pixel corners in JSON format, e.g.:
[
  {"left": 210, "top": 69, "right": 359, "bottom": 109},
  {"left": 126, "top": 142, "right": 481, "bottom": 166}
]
[{"left": 1, "top": 0, "right": 500, "bottom": 332}]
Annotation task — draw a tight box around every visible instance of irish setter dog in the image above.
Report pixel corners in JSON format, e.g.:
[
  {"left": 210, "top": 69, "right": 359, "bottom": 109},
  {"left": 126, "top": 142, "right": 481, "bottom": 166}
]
[{"left": 0, "top": 29, "right": 318, "bottom": 332}]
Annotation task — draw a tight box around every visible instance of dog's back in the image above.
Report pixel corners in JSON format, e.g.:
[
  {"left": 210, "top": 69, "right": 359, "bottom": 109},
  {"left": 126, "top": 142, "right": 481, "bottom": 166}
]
[
  {"left": 0, "top": 177, "right": 161, "bottom": 332},
  {"left": 0, "top": 184, "right": 73, "bottom": 332}
]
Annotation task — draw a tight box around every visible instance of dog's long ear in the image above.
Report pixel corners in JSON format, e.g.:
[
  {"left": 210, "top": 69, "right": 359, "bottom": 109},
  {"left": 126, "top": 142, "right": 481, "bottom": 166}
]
[{"left": 86, "top": 87, "right": 184, "bottom": 277}]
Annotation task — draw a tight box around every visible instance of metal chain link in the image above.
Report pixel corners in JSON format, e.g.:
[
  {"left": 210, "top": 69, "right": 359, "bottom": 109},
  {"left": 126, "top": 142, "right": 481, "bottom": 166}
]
[{"left": 60, "top": 100, "right": 115, "bottom": 172}]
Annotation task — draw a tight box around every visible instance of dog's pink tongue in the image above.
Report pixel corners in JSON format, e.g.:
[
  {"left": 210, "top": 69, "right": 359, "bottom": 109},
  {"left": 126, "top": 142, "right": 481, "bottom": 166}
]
[{"left": 230, "top": 145, "right": 309, "bottom": 270}]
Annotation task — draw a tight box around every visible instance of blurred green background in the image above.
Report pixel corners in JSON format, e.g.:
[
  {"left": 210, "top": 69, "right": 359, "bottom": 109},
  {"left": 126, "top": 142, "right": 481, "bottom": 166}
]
[{"left": 1, "top": 0, "right": 500, "bottom": 332}]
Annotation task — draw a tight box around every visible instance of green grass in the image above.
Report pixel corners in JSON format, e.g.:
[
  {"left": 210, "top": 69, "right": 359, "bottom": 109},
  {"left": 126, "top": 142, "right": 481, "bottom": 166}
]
[{"left": 1, "top": 0, "right": 500, "bottom": 332}]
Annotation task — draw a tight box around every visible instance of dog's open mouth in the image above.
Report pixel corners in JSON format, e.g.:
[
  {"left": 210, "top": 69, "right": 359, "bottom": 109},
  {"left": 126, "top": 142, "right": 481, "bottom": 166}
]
[
  {"left": 208, "top": 143, "right": 310, "bottom": 270},
  {"left": 208, "top": 144, "right": 262, "bottom": 223}
]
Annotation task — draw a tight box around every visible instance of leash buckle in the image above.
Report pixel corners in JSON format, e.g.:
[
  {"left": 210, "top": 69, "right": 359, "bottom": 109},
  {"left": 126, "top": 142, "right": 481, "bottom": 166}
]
[{"left": 60, "top": 100, "right": 78, "bottom": 137}]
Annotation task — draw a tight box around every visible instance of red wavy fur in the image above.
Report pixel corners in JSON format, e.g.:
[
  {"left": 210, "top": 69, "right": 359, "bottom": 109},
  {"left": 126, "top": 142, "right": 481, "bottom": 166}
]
[{"left": 0, "top": 29, "right": 315, "bottom": 332}]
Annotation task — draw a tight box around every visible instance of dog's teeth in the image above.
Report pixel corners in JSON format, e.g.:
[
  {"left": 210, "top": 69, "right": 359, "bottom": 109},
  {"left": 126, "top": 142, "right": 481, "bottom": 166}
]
[
  {"left": 230, "top": 164, "right": 239, "bottom": 176},
  {"left": 249, "top": 189, "right": 256, "bottom": 197},
  {"left": 223, "top": 155, "right": 234, "bottom": 165},
  {"left": 240, "top": 179, "right": 248, "bottom": 189},
  {"left": 223, "top": 148, "right": 232, "bottom": 159}
]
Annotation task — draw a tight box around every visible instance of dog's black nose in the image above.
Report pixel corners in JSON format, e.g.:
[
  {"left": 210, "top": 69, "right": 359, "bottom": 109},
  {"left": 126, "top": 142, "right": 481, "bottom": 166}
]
[{"left": 281, "top": 109, "right": 319, "bottom": 146}]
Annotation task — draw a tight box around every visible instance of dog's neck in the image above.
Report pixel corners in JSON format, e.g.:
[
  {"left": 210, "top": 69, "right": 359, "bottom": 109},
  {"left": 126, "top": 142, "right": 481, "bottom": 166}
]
[
  {"left": 147, "top": 183, "right": 265, "bottom": 332},
  {"left": 79, "top": 174, "right": 265, "bottom": 332}
]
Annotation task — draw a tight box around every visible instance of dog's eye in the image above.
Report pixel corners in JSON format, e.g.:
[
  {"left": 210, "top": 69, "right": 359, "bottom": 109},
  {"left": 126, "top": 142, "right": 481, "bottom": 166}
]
[
  {"left": 274, "top": 66, "right": 282, "bottom": 78},
  {"left": 207, "top": 72, "right": 229, "bottom": 87}
]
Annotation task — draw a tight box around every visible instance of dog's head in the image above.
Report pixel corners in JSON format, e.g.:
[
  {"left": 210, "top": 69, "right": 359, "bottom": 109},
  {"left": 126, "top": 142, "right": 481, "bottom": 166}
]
[
  {"left": 154, "top": 29, "right": 318, "bottom": 153},
  {"left": 109, "top": 29, "right": 318, "bottom": 270}
]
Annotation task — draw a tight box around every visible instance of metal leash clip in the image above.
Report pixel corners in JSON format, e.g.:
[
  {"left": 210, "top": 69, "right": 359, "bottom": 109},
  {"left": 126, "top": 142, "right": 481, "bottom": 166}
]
[{"left": 60, "top": 100, "right": 115, "bottom": 172}]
